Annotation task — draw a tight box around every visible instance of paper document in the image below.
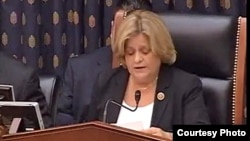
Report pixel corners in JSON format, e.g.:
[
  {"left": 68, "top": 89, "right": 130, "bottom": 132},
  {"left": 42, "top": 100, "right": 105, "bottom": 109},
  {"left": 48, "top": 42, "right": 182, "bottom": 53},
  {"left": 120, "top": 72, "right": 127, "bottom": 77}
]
[{"left": 112, "top": 121, "right": 144, "bottom": 131}]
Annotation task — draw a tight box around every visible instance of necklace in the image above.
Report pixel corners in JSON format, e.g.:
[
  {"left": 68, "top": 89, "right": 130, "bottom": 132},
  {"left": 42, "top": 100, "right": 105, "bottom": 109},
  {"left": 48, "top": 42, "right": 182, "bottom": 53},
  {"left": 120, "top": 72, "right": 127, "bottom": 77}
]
[{"left": 131, "top": 77, "right": 158, "bottom": 91}]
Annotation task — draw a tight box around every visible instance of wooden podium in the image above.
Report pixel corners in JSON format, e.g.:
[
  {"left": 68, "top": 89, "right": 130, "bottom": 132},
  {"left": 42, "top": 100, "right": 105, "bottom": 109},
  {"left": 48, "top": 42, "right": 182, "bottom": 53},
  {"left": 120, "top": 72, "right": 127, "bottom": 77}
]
[{"left": 1, "top": 121, "right": 168, "bottom": 141}]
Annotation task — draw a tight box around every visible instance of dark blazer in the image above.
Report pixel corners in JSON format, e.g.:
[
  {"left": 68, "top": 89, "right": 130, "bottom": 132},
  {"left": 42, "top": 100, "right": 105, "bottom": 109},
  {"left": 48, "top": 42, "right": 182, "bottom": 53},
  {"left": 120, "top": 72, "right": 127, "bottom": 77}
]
[
  {"left": 87, "top": 64, "right": 211, "bottom": 131},
  {"left": 0, "top": 52, "right": 52, "bottom": 128},
  {"left": 56, "top": 47, "right": 113, "bottom": 126}
]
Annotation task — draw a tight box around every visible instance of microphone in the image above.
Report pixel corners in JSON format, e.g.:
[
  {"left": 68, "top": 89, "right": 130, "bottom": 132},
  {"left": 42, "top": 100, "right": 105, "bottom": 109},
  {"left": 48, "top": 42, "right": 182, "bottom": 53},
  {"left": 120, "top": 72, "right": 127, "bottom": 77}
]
[{"left": 102, "top": 90, "right": 141, "bottom": 123}]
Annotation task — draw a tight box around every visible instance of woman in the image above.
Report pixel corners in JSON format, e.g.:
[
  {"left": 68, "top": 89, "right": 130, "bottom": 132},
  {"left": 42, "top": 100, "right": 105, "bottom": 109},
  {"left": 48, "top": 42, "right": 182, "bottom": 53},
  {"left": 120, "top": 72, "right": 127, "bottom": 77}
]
[{"left": 87, "top": 10, "right": 210, "bottom": 140}]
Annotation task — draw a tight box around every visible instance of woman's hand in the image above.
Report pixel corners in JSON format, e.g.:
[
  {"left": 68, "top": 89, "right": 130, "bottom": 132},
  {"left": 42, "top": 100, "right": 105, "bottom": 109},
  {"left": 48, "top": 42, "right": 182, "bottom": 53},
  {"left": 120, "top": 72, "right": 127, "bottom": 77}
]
[{"left": 141, "top": 127, "right": 173, "bottom": 140}]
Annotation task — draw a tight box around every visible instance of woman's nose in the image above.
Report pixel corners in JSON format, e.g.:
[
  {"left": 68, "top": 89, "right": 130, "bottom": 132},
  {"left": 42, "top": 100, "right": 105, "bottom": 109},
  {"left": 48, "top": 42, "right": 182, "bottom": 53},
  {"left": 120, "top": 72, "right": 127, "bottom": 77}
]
[{"left": 134, "top": 52, "right": 143, "bottom": 63}]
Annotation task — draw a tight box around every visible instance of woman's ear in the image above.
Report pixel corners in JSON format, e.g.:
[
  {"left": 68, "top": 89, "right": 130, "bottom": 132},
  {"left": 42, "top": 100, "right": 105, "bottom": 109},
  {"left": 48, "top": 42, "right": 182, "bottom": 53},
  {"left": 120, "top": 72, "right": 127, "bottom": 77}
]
[{"left": 110, "top": 20, "right": 114, "bottom": 38}]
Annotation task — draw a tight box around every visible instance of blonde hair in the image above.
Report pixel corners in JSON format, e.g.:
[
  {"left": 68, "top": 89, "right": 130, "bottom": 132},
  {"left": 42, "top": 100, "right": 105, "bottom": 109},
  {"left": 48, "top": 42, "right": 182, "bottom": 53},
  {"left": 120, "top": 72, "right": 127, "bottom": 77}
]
[{"left": 113, "top": 10, "right": 177, "bottom": 66}]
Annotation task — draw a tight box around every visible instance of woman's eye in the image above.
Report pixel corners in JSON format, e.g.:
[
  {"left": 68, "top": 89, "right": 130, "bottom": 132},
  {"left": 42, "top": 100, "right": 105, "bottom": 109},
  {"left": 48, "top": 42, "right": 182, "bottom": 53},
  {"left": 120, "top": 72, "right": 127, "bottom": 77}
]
[
  {"left": 142, "top": 49, "right": 150, "bottom": 54},
  {"left": 125, "top": 50, "right": 134, "bottom": 55}
]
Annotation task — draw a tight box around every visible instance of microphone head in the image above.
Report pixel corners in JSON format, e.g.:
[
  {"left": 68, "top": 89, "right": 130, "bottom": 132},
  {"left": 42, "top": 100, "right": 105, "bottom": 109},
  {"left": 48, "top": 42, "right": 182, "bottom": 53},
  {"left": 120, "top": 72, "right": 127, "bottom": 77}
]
[{"left": 135, "top": 90, "right": 141, "bottom": 104}]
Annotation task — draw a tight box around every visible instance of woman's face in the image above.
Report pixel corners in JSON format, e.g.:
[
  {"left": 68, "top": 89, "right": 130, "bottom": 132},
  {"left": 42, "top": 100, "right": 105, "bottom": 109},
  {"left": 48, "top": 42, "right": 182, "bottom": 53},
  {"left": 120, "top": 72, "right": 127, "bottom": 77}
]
[{"left": 124, "top": 33, "right": 161, "bottom": 83}]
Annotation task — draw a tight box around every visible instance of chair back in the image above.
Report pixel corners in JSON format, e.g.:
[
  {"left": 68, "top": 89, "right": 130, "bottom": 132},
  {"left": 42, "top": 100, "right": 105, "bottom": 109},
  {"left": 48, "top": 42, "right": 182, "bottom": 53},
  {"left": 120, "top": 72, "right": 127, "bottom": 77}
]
[{"left": 160, "top": 13, "right": 246, "bottom": 124}]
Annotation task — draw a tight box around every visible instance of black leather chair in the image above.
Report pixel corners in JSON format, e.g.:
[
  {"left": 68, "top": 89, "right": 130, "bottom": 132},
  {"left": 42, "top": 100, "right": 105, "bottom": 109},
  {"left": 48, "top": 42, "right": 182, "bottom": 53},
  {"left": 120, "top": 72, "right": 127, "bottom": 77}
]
[
  {"left": 160, "top": 13, "right": 246, "bottom": 124},
  {"left": 39, "top": 74, "right": 61, "bottom": 126}
]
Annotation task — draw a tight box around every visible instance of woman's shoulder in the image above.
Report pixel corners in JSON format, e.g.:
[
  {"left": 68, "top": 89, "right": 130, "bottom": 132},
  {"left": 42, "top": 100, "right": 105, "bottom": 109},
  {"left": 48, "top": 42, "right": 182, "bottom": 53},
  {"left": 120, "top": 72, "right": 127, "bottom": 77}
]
[
  {"left": 173, "top": 66, "right": 200, "bottom": 78},
  {"left": 160, "top": 65, "right": 203, "bottom": 99},
  {"left": 161, "top": 64, "right": 202, "bottom": 85}
]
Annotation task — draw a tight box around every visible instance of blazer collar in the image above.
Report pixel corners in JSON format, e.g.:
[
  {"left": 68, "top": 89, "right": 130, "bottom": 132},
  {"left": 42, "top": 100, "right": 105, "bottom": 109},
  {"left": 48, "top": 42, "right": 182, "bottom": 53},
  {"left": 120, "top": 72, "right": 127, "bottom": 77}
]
[{"left": 151, "top": 64, "right": 173, "bottom": 127}]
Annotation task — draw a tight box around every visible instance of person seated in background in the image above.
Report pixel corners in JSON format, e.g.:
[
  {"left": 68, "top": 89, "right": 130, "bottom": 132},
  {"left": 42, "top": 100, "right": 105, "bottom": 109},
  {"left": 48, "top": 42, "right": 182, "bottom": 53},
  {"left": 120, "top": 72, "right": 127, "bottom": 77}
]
[
  {"left": 0, "top": 51, "right": 52, "bottom": 128},
  {"left": 86, "top": 10, "right": 211, "bottom": 140},
  {"left": 56, "top": 0, "right": 153, "bottom": 126}
]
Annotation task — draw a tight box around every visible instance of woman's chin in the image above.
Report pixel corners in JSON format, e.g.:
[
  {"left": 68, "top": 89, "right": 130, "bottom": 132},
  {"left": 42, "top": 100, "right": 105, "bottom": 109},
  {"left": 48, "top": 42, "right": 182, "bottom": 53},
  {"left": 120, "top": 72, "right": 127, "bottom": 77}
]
[{"left": 132, "top": 74, "right": 150, "bottom": 82}]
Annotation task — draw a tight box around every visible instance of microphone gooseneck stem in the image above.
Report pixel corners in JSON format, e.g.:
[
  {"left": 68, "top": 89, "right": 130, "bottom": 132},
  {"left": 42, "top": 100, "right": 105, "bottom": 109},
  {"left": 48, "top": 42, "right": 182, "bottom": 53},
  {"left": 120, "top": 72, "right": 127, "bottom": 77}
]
[
  {"left": 111, "top": 100, "right": 138, "bottom": 112},
  {"left": 103, "top": 99, "right": 112, "bottom": 123},
  {"left": 103, "top": 99, "right": 139, "bottom": 123},
  {"left": 102, "top": 90, "right": 141, "bottom": 123}
]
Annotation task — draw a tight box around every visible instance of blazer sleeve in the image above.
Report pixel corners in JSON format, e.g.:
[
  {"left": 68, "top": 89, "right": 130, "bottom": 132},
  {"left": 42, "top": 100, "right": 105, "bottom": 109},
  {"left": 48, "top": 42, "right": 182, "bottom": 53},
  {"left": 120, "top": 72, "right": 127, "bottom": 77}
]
[
  {"left": 183, "top": 77, "right": 211, "bottom": 125},
  {"left": 56, "top": 59, "right": 75, "bottom": 125},
  {"left": 20, "top": 69, "right": 52, "bottom": 128}
]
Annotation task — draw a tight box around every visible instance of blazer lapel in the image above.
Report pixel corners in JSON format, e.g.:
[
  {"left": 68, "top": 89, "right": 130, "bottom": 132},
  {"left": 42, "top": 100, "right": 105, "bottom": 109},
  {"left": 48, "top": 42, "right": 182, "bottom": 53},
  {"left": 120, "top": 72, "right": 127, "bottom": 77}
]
[
  {"left": 151, "top": 65, "right": 173, "bottom": 127},
  {"left": 107, "top": 68, "right": 129, "bottom": 123}
]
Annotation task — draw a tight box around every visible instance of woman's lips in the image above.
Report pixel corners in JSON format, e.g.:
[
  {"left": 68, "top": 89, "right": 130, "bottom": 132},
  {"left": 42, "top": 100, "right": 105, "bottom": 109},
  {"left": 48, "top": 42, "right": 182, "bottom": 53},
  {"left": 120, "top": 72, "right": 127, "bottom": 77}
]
[
  {"left": 134, "top": 66, "right": 146, "bottom": 72},
  {"left": 134, "top": 66, "right": 145, "bottom": 69}
]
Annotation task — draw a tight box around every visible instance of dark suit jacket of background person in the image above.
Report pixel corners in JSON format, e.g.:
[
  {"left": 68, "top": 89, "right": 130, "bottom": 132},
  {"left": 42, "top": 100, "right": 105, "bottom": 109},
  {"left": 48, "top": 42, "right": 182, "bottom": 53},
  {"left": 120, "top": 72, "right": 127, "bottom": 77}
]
[
  {"left": 56, "top": 46, "right": 112, "bottom": 126},
  {"left": 87, "top": 64, "right": 211, "bottom": 131},
  {"left": 0, "top": 52, "right": 52, "bottom": 128}
]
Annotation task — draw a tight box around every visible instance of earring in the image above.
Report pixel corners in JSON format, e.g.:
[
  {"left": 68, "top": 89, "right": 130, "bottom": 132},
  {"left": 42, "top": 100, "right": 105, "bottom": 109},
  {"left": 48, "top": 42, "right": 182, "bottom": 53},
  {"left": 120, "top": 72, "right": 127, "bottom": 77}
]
[{"left": 123, "top": 11, "right": 127, "bottom": 19}]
